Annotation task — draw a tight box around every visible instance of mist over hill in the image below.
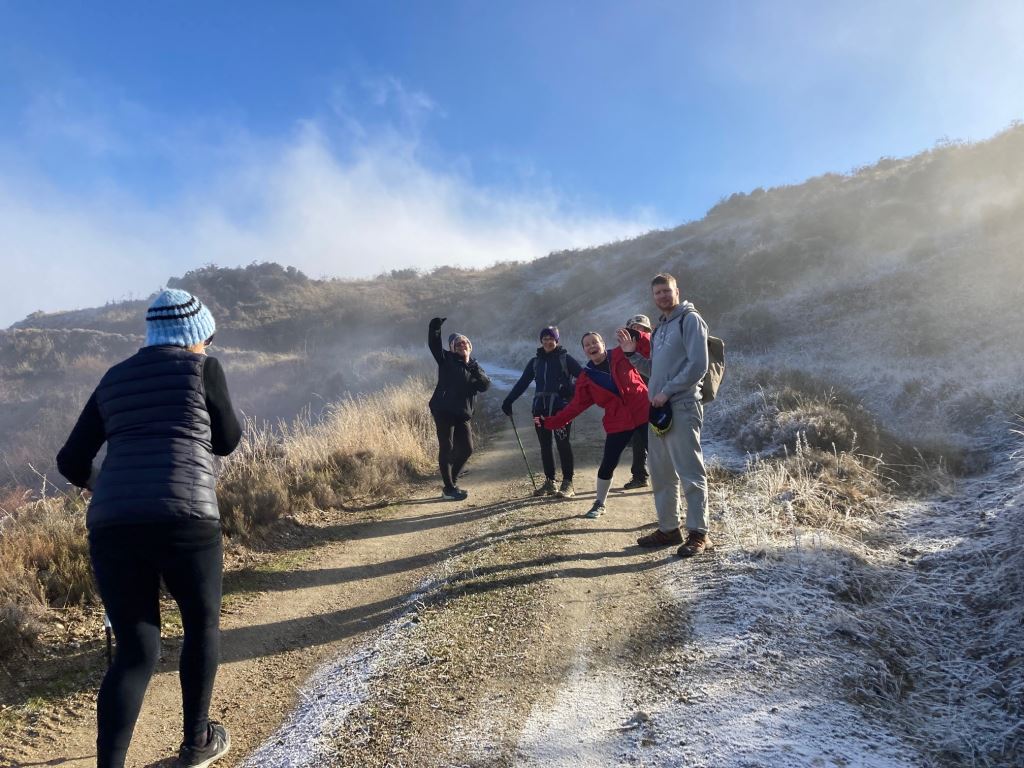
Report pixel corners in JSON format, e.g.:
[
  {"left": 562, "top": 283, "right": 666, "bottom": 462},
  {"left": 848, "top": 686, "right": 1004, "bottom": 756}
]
[{"left": 5, "top": 123, "right": 1024, "bottom": 488}]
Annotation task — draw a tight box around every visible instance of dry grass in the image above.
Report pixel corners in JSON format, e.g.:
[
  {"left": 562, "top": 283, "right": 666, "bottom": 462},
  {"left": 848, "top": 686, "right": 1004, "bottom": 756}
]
[
  {"left": 706, "top": 403, "right": 1022, "bottom": 766},
  {"left": 217, "top": 377, "right": 437, "bottom": 537},
  {"left": 0, "top": 492, "right": 91, "bottom": 656}
]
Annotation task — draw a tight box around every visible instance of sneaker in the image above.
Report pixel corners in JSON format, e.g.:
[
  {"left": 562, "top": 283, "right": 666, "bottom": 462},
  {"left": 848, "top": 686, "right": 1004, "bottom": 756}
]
[
  {"left": 533, "top": 478, "right": 557, "bottom": 497},
  {"left": 555, "top": 479, "right": 575, "bottom": 498},
  {"left": 677, "top": 530, "right": 711, "bottom": 558},
  {"left": 636, "top": 527, "right": 683, "bottom": 548},
  {"left": 177, "top": 722, "right": 230, "bottom": 768},
  {"left": 442, "top": 486, "right": 468, "bottom": 501},
  {"left": 584, "top": 501, "right": 605, "bottom": 519},
  {"left": 622, "top": 476, "right": 649, "bottom": 490}
]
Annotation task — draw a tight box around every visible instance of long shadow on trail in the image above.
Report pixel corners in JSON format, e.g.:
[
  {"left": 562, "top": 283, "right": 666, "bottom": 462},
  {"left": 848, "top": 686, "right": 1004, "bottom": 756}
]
[
  {"left": 216, "top": 546, "right": 675, "bottom": 665},
  {"left": 250, "top": 494, "right": 559, "bottom": 556},
  {"left": 225, "top": 502, "right": 651, "bottom": 597}
]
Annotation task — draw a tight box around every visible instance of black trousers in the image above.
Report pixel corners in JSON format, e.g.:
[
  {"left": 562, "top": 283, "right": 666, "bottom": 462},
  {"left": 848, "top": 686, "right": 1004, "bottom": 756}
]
[
  {"left": 598, "top": 428, "right": 640, "bottom": 480},
  {"left": 535, "top": 422, "right": 573, "bottom": 481},
  {"left": 89, "top": 521, "right": 223, "bottom": 768},
  {"left": 433, "top": 412, "right": 473, "bottom": 488},
  {"left": 629, "top": 424, "right": 649, "bottom": 479}
]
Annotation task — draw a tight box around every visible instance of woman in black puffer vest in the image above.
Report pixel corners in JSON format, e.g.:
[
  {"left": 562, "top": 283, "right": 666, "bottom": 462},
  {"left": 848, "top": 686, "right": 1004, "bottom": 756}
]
[
  {"left": 57, "top": 289, "right": 241, "bottom": 768},
  {"left": 501, "top": 326, "right": 583, "bottom": 498},
  {"left": 428, "top": 316, "right": 490, "bottom": 500}
]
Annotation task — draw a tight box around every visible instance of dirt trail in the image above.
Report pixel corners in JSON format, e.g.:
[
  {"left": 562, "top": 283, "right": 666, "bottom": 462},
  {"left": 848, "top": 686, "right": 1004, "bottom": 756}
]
[{"left": 7, "top": 415, "right": 677, "bottom": 767}]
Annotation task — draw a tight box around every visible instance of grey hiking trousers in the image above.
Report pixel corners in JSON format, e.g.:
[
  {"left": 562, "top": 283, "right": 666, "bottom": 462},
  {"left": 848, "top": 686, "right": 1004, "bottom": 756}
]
[{"left": 649, "top": 398, "right": 708, "bottom": 533}]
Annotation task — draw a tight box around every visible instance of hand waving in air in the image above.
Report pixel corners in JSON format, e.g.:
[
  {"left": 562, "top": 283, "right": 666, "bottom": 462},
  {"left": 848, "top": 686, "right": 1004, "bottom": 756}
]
[{"left": 616, "top": 327, "right": 637, "bottom": 354}]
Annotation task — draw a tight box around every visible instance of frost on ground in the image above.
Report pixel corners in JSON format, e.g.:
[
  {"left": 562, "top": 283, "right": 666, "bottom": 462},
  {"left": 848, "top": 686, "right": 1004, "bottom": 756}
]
[
  {"left": 514, "top": 658, "right": 632, "bottom": 768},
  {"left": 630, "top": 569, "right": 919, "bottom": 768},
  {"left": 239, "top": 583, "right": 435, "bottom": 768}
]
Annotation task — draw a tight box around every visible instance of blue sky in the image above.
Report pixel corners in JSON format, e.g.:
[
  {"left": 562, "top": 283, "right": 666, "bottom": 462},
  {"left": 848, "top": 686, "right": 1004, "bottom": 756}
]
[{"left": 2, "top": 0, "right": 1023, "bottom": 326}]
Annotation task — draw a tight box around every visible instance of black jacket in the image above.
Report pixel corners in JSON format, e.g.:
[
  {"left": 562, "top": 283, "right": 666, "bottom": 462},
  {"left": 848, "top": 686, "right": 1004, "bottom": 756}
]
[
  {"left": 503, "top": 346, "right": 583, "bottom": 417},
  {"left": 57, "top": 346, "right": 242, "bottom": 530},
  {"left": 428, "top": 319, "right": 490, "bottom": 421}
]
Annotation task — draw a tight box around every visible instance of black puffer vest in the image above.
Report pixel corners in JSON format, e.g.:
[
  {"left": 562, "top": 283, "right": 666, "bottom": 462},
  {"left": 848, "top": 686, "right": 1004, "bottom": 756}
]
[{"left": 87, "top": 346, "right": 219, "bottom": 530}]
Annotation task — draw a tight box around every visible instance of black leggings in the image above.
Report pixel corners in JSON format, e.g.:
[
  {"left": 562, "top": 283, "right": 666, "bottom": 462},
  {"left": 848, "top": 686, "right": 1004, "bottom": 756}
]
[
  {"left": 433, "top": 412, "right": 473, "bottom": 488},
  {"left": 89, "top": 521, "right": 223, "bottom": 768},
  {"left": 629, "top": 424, "right": 649, "bottom": 479},
  {"left": 535, "top": 422, "right": 573, "bottom": 481},
  {"left": 598, "top": 428, "right": 640, "bottom": 480}
]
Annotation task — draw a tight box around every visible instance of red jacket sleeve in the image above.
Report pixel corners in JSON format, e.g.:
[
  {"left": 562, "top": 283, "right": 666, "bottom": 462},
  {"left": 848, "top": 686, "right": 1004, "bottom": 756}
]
[
  {"left": 635, "top": 330, "right": 651, "bottom": 358},
  {"left": 544, "top": 373, "right": 594, "bottom": 430}
]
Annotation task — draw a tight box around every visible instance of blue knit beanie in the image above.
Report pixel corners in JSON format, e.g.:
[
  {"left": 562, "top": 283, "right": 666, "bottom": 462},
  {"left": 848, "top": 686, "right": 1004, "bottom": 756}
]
[{"left": 144, "top": 289, "right": 217, "bottom": 348}]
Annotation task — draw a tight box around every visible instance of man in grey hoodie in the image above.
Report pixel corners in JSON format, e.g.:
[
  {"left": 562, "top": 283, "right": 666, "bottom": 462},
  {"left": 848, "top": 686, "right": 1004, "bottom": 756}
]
[{"left": 620, "top": 273, "right": 711, "bottom": 557}]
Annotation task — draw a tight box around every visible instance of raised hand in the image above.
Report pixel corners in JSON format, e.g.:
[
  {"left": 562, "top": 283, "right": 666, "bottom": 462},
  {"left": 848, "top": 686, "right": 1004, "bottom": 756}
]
[{"left": 617, "top": 327, "right": 637, "bottom": 353}]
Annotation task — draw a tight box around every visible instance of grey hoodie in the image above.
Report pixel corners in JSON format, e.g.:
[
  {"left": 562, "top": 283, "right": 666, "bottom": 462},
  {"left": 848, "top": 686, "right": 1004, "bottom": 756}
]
[{"left": 628, "top": 300, "right": 709, "bottom": 404}]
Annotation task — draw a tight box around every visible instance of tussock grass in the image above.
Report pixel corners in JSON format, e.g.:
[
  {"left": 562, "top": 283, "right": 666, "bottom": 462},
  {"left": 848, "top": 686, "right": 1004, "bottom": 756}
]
[
  {"left": 708, "top": 394, "right": 1022, "bottom": 766},
  {"left": 0, "top": 493, "right": 91, "bottom": 655},
  {"left": 217, "top": 376, "right": 437, "bottom": 536}
]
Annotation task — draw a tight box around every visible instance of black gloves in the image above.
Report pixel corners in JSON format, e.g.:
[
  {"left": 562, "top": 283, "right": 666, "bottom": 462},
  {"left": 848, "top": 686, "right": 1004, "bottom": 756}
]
[{"left": 501, "top": 400, "right": 513, "bottom": 416}]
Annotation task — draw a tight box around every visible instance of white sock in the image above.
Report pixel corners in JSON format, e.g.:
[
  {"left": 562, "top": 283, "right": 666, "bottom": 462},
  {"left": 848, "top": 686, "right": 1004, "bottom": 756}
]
[{"left": 595, "top": 477, "right": 612, "bottom": 505}]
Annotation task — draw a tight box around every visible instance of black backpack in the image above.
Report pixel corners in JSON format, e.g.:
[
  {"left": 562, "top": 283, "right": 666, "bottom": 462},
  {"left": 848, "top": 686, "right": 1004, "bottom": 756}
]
[
  {"left": 679, "top": 307, "right": 725, "bottom": 404},
  {"left": 537, "top": 348, "right": 574, "bottom": 400}
]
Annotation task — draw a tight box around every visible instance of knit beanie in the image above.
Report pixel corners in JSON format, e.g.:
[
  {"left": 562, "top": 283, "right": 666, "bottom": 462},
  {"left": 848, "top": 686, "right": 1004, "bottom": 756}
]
[
  {"left": 144, "top": 289, "right": 217, "bottom": 348},
  {"left": 540, "top": 326, "right": 560, "bottom": 342}
]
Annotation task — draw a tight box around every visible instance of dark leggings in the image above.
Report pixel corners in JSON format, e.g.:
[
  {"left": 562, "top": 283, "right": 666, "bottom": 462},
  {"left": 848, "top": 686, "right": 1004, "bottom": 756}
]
[
  {"left": 629, "top": 424, "right": 649, "bottom": 479},
  {"left": 535, "top": 422, "right": 573, "bottom": 481},
  {"left": 89, "top": 521, "right": 223, "bottom": 768},
  {"left": 433, "top": 412, "right": 473, "bottom": 488},
  {"left": 598, "top": 428, "right": 639, "bottom": 480}
]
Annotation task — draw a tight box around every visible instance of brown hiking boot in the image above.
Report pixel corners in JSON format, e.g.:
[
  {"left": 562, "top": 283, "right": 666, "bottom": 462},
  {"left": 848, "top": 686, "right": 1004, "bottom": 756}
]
[
  {"left": 636, "top": 527, "right": 683, "bottom": 548},
  {"left": 533, "top": 478, "right": 557, "bottom": 497},
  {"left": 677, "top": 530, "right": 711, "bottom": 558}
]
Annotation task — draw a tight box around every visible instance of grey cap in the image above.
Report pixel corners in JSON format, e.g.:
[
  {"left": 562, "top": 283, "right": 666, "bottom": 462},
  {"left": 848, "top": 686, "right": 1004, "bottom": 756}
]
[{"left": 627, "top": 314, "right": 652, "bottom": 332}]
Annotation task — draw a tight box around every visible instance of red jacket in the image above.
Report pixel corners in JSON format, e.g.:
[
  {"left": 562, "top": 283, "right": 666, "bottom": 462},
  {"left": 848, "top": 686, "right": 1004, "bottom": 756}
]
[{"left": 544, "top": 347, "right": 649, "bottom": 434}]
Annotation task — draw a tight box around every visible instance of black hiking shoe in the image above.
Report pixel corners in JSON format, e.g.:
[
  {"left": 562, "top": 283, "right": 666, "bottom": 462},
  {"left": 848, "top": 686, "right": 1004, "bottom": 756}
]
[
  {"left": 533, "top": 478, "right": 557, "bottom": 497},
  {"left": 177, "top": 722, "right": 230, "bottom": 768},
  {"left": 442, "top": 486, "right": 468, "bottom": 501},
  {"left": 622, "top": 476, "right": 649, "bottom": 490}
]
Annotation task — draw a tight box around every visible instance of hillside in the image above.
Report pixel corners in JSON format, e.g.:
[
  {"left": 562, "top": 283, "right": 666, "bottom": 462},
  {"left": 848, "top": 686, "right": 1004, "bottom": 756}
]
[
  {"left": 3, "top": 124, "right": 1024, "bottom": 768},
  {"left": 5, "top": 124, "right": 1024, "bottom": 488}
]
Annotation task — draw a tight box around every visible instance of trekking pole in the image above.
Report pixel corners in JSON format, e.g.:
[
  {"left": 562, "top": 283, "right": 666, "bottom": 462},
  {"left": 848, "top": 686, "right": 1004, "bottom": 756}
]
[
  {"left": 508, "top": 414, "right": 538, "bottom": 491},
  {"left": 103, "top": 611, "right": 113, "bottom": 668}
]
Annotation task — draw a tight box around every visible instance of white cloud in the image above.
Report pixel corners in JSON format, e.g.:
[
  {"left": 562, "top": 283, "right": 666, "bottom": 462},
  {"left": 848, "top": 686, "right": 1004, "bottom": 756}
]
[{"left": 0, "top": 111, "right": 655, "bottom": 327}]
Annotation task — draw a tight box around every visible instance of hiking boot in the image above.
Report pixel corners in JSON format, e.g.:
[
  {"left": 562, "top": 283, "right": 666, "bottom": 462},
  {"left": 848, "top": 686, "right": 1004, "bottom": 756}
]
[
  {"left": 584, "top": 501, "right": 605, "bottom": 519},
  {"left": 636, "top": 527, "right": 683, "bottom": 548},
  {"left": 177, "top": 722, "right": 230, "bottom": 768},
  {"left": 533, "top": 478, "right": 557, "bottom": 497},
  {"left": 677, "top": 530, "right": 711, "bottom": 558},
  {"left": 622, "top": 476, "right": 649, "bottom": 490},
  {"left": 556, "top": 479, "right": 575, "bottom": 498},
  {"left": 442, "top": 486, "right": 468, "bottom": 501}
]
